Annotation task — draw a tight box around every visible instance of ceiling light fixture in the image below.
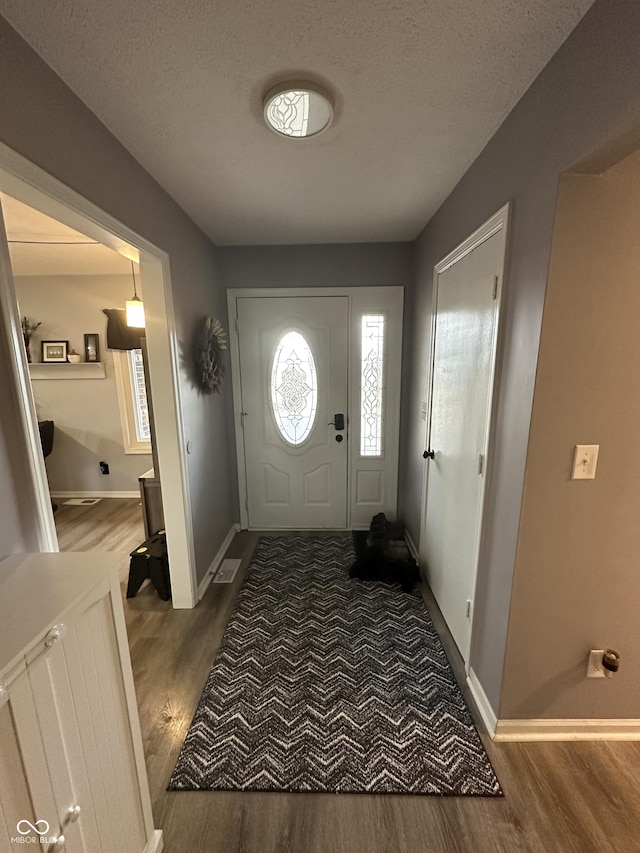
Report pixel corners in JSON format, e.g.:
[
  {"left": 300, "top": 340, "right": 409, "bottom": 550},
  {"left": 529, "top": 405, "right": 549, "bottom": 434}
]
[
  {"left": 263, "top": 81, "right": 333, "bottom": 139},
  {"left": 125, "top": 261, "right": 145, "bottom": 328}
]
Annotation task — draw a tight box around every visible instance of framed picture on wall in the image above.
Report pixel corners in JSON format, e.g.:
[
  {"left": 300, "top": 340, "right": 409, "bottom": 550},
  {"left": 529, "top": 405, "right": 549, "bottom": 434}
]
[
  {"left": 41, "top": 340, "right": 69, "bottom": 363},
  {"left": 84, "top": 333, "right": 100, "bottom": 363}
]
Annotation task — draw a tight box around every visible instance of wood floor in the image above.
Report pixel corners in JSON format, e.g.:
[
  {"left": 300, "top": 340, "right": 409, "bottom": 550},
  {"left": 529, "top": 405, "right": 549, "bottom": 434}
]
[
  {"left": 61, "top": 507, "right": 640, "bottom": 851},
  {"left": 54, "top": 497, "right": 145, "bottom": 582}
]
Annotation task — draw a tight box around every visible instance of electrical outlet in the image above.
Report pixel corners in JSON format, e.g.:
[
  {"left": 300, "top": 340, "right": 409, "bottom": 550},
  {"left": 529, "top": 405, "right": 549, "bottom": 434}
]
[
  {"left": 99, "top": 461, "right": 110, "bottom": 475},
  {"left": 587, "top": 649, "right": 605, "bottom": 678}
]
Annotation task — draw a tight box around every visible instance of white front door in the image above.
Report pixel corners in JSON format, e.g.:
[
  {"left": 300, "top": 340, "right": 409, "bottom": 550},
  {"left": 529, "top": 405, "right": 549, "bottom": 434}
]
[
  {"left": 237, "top": 296, "right": 348, "bottom": 528},
  {"left": 421, "top": 224, "right": 506, "bottom": 660}
]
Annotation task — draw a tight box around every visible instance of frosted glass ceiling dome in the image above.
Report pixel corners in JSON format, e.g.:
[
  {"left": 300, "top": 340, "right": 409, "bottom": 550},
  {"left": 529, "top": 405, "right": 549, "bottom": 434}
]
[{"left": 263, "top": 81, "right": 334, "bottom": 139}]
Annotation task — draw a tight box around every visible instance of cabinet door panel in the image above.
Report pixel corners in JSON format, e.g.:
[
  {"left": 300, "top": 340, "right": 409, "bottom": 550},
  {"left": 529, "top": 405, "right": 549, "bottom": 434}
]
[
  {"left": 25, "top": 595, "right": 147, "bottom": 853},
  {"left": 0, "top": 698, "right": 37, "bottom": 852},
  {"left": 28, "top": 642, "right": 94, "bottom": 853},
  {"left": 64, "top": 597, "right": 146, "bottom": 853},
  {"left": 2, "top": 669, "right": 58, "bottom": 850}
]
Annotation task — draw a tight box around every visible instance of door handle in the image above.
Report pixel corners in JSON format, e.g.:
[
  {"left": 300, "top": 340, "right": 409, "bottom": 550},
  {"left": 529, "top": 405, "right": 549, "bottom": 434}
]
[
  {"left": 423, "top": 449, "right": 435, "bottom": 459},
  {"left": 328, "top": 413, "right": 345, "bottom": 431}
]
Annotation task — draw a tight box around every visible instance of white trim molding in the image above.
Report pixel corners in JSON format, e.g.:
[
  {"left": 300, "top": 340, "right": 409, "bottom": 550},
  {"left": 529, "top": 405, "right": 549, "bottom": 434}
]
[
  {"left": 143, "top": 830, "right": 164, "bottom": 853},
  {"left": 494, "top": 719, "right": 640, "bottom": 742},
  {"left": 467, "top": 668, "right": 498, "bottom": 738},
  {"left": 197, "top": 524, "right": 240, "bottom": 601},
  {"left": 466, "top": 669, "right": 640, "bottom": 742},
  {"left": 404, "top": 528, "right": 419, "bottom": 563}
]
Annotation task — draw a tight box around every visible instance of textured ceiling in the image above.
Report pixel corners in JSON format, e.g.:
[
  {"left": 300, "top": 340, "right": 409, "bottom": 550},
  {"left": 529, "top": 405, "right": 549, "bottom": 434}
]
[
  {"left": 1, "top": 194, "right": 133, "bottom": 275},
  {"left": 0, "top": 0, "right": 594, "bottom": 245}
]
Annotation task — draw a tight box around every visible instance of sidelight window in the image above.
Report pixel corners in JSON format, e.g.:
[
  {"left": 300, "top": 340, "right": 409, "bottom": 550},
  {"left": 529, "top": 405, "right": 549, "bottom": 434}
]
[{"left": 360, "top": 314, "right": 385, "bottom": 457}]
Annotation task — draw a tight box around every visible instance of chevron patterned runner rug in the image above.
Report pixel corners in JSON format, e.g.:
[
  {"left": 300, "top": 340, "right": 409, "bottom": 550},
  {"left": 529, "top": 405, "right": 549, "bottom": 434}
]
[{"left": 169, "top": 534, "right": 502, "bottom": 796}]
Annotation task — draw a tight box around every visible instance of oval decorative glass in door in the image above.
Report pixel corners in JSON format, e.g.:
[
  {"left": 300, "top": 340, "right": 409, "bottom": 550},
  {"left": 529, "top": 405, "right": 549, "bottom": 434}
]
[{"left": 270, "top": 331, "right": 318, "bottom": 446}]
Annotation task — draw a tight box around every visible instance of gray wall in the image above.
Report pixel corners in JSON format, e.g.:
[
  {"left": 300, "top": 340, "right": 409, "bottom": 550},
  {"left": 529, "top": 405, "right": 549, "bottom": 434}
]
[
  {"left": 16, "top": 275, "right": 152, "bottom": 494},
  {"left": 501, "top": 154, "right": 640, "bottom": 719},
  {"left": 0, "top": 18, "right": 234, "bottom": 584},
  {"left": 401, "top": 0, "right": 640, "bottom": 713},
  {"left": 218, "top": 244, "right": 412, "bottom": 291}
]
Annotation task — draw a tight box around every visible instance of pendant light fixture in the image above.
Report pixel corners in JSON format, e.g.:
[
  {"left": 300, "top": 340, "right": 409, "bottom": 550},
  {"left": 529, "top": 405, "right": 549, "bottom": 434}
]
[{"left": 125, "top": 261, "right": 145, "bottom": 328}]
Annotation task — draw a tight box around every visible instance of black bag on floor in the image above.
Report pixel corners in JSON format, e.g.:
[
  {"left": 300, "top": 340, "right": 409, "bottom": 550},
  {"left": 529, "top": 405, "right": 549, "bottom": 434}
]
[{"left": 350, "top": 513, "right": 420, "bottom": 593}]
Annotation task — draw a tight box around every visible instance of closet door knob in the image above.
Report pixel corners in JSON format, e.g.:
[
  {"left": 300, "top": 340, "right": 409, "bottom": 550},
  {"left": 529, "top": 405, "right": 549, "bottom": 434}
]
[{"left": 423, "top": 449, "right": 435, "bottom": 460}]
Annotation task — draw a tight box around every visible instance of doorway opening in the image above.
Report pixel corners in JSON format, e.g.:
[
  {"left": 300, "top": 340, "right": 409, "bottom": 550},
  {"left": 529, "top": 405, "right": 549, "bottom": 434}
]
[
  {"left": 0, "top": 143, "right": 197, "bottom": 607},
  {"left": 2, "top": 193, "right": 154, "bottom": 582}
]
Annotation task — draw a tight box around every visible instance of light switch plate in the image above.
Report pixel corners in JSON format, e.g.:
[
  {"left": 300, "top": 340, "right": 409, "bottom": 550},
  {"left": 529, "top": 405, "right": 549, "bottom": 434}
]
[{"left": 572, "top": 445, "right": 599, "bottom": 480}]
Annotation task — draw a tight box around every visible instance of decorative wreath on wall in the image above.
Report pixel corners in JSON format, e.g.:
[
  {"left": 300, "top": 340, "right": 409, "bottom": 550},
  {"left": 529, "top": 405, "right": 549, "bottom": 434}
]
[{"left": 195, "top": 317, "right": 227, "bottom": 394}]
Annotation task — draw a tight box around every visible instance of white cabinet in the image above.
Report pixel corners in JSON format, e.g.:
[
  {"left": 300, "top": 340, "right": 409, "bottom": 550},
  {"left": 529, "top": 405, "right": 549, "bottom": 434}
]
[{"left": 0, "top": 553, "right": 162, "bottom": 853}]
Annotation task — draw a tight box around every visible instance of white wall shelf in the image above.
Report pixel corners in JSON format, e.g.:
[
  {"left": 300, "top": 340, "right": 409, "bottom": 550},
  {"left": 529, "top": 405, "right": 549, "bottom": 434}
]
[{"left": 29, "top": 361, "right": 106, "bottom": 380}]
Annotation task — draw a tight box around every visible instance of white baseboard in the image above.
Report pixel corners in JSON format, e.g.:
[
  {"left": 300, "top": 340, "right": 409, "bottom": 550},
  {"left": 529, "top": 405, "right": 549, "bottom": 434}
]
[
  {"left": 197, "top": 524, "right": 241, "bottom": 601},
  {"left": 50, "top": 490, "right": 140, "bottom": 499},
  {"left": 465, "top": 675, "right": 640, "bottom": 741},
  {"left": 494, "top": 718, "right": 640, "bottom": 741},
  {"left": 143, "top": 829, "right": 163, "bottom": 853},
  {"left": 404, "top": 528, "right": 419, "bottom": 563},
  {"left": 467, "top": 668, "right": 498, "bottom": 737}
]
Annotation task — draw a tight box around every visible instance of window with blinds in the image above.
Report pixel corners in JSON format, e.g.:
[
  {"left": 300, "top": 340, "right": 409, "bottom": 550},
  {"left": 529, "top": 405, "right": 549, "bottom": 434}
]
[
  {"left": 113, "top": 348, "right": 152, "bottom": 454},
  {"left": 128, "top": 349, "right": 151, "bottom": 442}
]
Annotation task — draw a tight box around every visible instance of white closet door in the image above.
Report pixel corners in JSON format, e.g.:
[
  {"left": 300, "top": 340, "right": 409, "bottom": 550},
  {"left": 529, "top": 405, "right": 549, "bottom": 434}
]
[{"left": 422, "top": 229, "right": 504, "bottom": 661}]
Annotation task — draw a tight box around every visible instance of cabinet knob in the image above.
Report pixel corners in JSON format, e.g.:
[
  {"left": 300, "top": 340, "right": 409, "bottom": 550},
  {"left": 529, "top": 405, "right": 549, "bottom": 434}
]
[
  {"left": 45, "top": 623, "right": 67, "bottom": 648},
  {"left": 48, "top": 833, "right": 65, "bottom": 852},
  {"left": 63, "top": 804, "right": 81, "bottom": 825}
]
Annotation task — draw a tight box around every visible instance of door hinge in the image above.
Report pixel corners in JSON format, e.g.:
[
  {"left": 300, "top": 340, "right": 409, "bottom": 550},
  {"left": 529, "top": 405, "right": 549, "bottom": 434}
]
[
  {"left": 466, "top": 599, "right": 472, "bottom": 620},
  {"left": 478, "top": 453, "right": 484, "bottom": 475},
  {"left": 235, "top": 317, "right": 239, "bottom": 334},
  {"left": 492, "top": 275, "right": 499, "bottom": 300},
  {"left": 244, "top": 497, "right": 249, "bottom": 511}
]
